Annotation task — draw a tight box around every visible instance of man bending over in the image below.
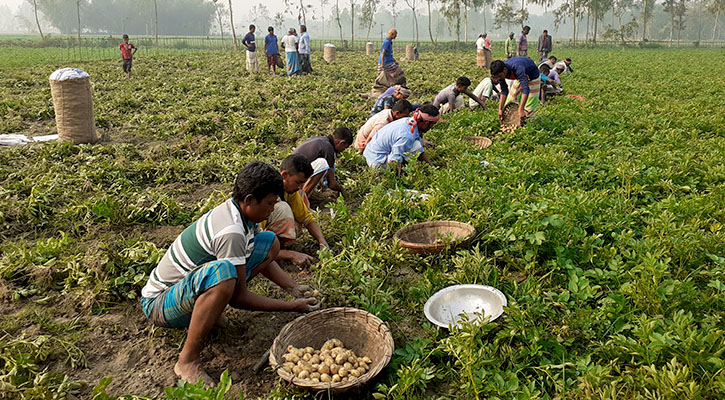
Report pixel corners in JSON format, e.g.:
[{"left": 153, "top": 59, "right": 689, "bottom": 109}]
[{"left": 292, "top": 127, "right": 353, "bottom": 196}]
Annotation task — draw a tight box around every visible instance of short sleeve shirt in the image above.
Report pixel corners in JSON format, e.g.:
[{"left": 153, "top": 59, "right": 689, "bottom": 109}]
[
  {"left": 292, "top": 136, "right": 336, "bottom": 169},
  {"left": 282, "top": 35, "right": 298, "bottom": 53},
  {"left": 265, "top": 34, "right": 279, "bottom": 55},
  {"left": 517, "top": 32, "right": 528, "bottom": 52},
  {"left": 379, "top": 38, "right": 394, "bottom": 65},
  {"left": 475, "top": 37, "right": 486, "bottom": 51},
  {"left": 119, "top": 43, "right": 135, "bottom": 59},
  {"left": 141, "top": 198, "right": 261, "bottom": 298},
  {"left": 371, "top": 94, "right": 396, "bottom": 116},
  {"left": 469, "top": 77, "right": 494, "bottom": 108},
  {"left": 433, "top": 84, "right": 460, "bottom": 107}
]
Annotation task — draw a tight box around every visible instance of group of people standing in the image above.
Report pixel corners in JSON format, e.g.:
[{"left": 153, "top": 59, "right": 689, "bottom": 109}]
[{"left": 243, "top": 16, "right": 313, "bottom": 77}]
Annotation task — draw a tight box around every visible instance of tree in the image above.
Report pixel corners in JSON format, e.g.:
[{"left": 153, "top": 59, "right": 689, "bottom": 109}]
[
  {"left": 640, "top": 0, "right": 654, "bottom": 40},
  {"left": 153, "top": 0, "right": 158, "bottom": 43},
  {"left": 494, "top": 0, "right": 517, "bottom": 33},
  {"left": 403, "top": 0, "right": 420, "bottom": 45},
  {"left": 587, "top": 0, "right": 612, "bottom": 43},
  {"left": 214, "top": 1, "right": 227, "bottom": 39},
  {"left": 334, "top": 0, "right": 343, "bottom": 41},
  {"left": 273, "top": 12, "right": 284, "bottom": 29},
  {"left": 440, "top": 0, "right": 462, "bottom": 47},
  {"left": 25, "top": 0, "right": 44, "bottom": 40},
  {"left": 250, "top": 3, "right": 270, "bottom": 28},
  {"left": 361, "top": 0, "right": 380, "bottom": 41},
  {"left": 674, "top": 0, "right": 687, "bottom": 44},
  {"left": 709, "top": 0, "right": 725, "bottom": 40},
  {"left": 227, "top": 0, "right": 238, "bottom": 49},
  {"left": 75, "top": 0, "right": 81, "bottom": 44},
  {"left": 319, "top": 0, "right": 329, "bottom": 37},
  {"left": 426, "top": 0, "right": 437, "bottom": 45},
  {"left": 388, "top": 0, "right": 399, "bottom": 26},
  {"left": 350, "top": 0, "right": 355, "bottom": 45}
]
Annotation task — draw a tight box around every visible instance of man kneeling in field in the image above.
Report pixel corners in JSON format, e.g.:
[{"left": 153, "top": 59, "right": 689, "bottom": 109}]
[
  {"left": 262, "top": 155, "right": 330, "bottom": 266},
  {"left": 140, "top": 162, "right": 320, "bottom": 386},
  {"left": 363, "top": 104, "right": 439, "bottom": 174}
]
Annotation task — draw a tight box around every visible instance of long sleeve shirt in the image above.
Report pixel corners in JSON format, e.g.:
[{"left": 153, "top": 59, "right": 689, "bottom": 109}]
[
  {"left": 501, "top": 57, "right": 540, "bottom": 96},
  {"left": 548, "top": 69, "right": 562, "bottom": 85},
  {"left": 537, "top": 34, "right": 552, "bottom": 52},
  {"left": 242, "top": 32, "right": 255, "bottom": 52},
  {"left": 298, "top": 25, "right": 311, "bottom": 54},
  {"left": 505, "top": 38, "right": 516, "bottom": 55},
  {"left": 363, "top": 117, "right": 424, "bottom": 164}
]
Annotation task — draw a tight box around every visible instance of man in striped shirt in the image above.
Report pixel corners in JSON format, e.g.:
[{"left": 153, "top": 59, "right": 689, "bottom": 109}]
[{"left": 140, "top": 162, "right": 319, "bottom": 386}]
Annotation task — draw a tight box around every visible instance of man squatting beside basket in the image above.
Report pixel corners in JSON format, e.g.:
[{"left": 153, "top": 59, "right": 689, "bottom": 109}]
[{"left": 139, "top": 162, "right": 319, "bottom": 386}]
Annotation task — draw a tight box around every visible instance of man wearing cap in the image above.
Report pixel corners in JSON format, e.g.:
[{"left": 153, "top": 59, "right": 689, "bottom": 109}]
[
  {"left": 297, "top": 15, "right": 312, "bottom": 74},
  {"left": 363, "top": 104, "right": 439, "bottom": 174},
  {"left": 537, "top": 29, "right": 552, "bottom": 62},
  {"left": 373, "top": 29, "right": 406, "bottom": 93},
  {"left": 242, "top": 25, "right": 258, "bottom": 73},
  {"left": 517, "top": 26, "right": 530, "bottom": 58},
  {"left": 555, "top": 58, "right": 574, "bottom": 74},
  {"left": 505, "top": 32, "right": 516, "bottom": 59},
  {"left": 370, "top": 85, "right": 412, "bottom": 116}
]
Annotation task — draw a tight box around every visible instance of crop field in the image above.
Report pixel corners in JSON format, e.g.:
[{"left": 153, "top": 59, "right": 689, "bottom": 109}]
[{"left": 1, "top": 46, "right": 724, "bottom": 399}]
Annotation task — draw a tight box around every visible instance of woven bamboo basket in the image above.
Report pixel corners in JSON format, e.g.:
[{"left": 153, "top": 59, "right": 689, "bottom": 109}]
[
  {"left": 269, "top": 307, "right": 394, "bottom": 392},
  {"left": 501, "top": 102, "right": 522, "bottom": 129},
  {"left": 463, "top": 136, "right": 492, "bottom": 149},
  {"left": 394, "top": 221, "right": 476, "bottom": 254}
]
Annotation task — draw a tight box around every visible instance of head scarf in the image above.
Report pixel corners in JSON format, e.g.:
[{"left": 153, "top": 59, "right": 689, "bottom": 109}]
[
  {"left": 408, "top": 109, "right": 440, "bottom": 134},
  {"left": 394, "top": 85, "right": 412, "bottom": 97}
]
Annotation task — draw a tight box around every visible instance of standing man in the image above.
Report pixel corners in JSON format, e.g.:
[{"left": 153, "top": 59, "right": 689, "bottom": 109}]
[
  {"left": 242, "top": 25, "right": 258, "bottom": 73},
  {"left": 265, "top": 27, "right": 280, "bottom": 74},
  {"left": 505, "top": 32, "right": 516, "bottom": 59},
  {"left": 297, "top": 15, "right": 312, "bottom": 74},
  {"left": 475, "top": 34, "right": 486, "bottom": 68},
  {"left": 373, "top": 29, "right": 406, "bottom": 93},
  {"left": 483, "top": 33, "right": 493, "bottom": 69},
  {"left": 119, "top": 34, "right": 137, "bottom": 79},
  {"left": 517, "top": 26, "right": 530, "bottom": 58},
  {"left": 537, "top": 29, "right": 552, "bottom": 62}
]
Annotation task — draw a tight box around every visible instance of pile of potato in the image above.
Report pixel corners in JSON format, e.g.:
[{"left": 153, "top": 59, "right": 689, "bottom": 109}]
[{"left": 280, "top": 338, "right": 373, "bottom": 384}]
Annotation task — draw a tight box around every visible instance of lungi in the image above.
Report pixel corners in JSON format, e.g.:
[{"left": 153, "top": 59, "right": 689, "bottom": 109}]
[
  {"left": 505, "top": 77, "right": 541, "bottom": 116},
  {"left": 245, "top": 50, "right": 259, "bottom": 72},
  {"left": 373, "top": 62, "right": 406, "bottom": 93},
  {"left": 286, "top": 51, "right": 301, "bottom": 76}
]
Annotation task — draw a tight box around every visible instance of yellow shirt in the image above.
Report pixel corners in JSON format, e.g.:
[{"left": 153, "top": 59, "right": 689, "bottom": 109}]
[{"left": 285, "top": 190, "right": 315, "bottom": 226}]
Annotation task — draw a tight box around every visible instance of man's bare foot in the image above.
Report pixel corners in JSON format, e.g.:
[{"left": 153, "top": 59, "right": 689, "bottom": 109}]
[{"left": 174, "top": 360, "right": 215, "bottom": 387}]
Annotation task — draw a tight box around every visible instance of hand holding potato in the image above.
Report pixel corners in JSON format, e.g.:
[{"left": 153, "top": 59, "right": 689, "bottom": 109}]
[{"left": 294, "top": 297, "right": 320, "bottom": 312}]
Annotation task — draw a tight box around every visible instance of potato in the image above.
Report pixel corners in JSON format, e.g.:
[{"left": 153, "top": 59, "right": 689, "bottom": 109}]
[
  {"left": 319, "top": 364, "right": 330, "bottom": 375},
  {"left": 348, "top": 355, "right": 357, "bottom": 364},
  {"left": 310, "top": 372, "right": 320, "bottom": 380},
  {"left": 356, "top": 367, "right": 366, "bottom": 375},
  {"left": 302, "top": 353, "right": 311, "bottom": 362},
  {"left": 287, "top": 345, "right": 295, "bottom": 352},
  {"left": 282, "top": 364, "right": 292, "bottom": 373},
  {"left": 283, "top": 353, "right": 299, "bottom": 363},
  {"left": 330, "top": 364, "right": 340, "bottom": 374},
  {"left": 294, "top": 349, "right": 305, "bottom": 358},
  {"left": 335, "top": 354, "right": 345, "bottom": 365},
  {"left": 298, "top": 370, "right": 309, "bottom": 379},
  {"left": 362, "top": 356, "right": 372, "bottom": 364},
  {"left": 320, "top": 373, "right": 331, "bottom": 382},
  {"left": 312, "top": 289, "right": 320, "bottom": 297},
  {"left": 343, "top": 362, "right": 352, "bottom": 370},
  {"left": 332, "top": 374, "right": 341, "bottom": 382},
  {"left": 292, "top": 365, "right": 302, "bottom": 375},
  {"left": 311, "top": 355, "right": 320, "bottom": 364},
  {"left": 324, "top": 357, "right": 334, "bottom": 367},
  {"left": 311, "top": 378, "right": 320, "bottom": 383},
  {"left": 305, "top": 346, "right": 314, "bottom": 354},
  {"left": 338, "top": 367, "right": 348, "bottom": 378},
  {"left": 349, "top": 368, "right": 361, "bottom": 378},
  {"left": 342, "top": 376, "right": 349, "bottom": 382}
]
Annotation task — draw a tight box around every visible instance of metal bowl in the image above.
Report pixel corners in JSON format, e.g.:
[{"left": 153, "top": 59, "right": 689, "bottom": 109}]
[{"left": 424, "top": 284, "right": 507, "bottom": 329}]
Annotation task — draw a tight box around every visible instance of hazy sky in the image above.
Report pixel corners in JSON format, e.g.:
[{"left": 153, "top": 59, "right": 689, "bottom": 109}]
[{"left": 3, "top": 0, "right": 551, "bottom": 18}]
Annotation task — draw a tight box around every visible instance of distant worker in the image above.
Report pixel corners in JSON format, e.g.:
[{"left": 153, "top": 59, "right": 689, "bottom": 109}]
[
  {"left": 517, "top": 26, "right": 530, "bottom": 57},
  {"left": 490, "top": 57, "right": 542, "bottom": 124},
  {"left": 265, "top": 27, "right": 280, "bottom": 74},
  {"left": 373, "top": 29, "right": 406, "bottom": 93},
  {"left": 281, "top": 28, "right": 301, "bottom": 77},
  {"left": 363, "top": 105, "right": 440, "bottom": 173},
  {"left": 555, "top": 58, "right": 574, "bottom": 74},
  {"left": 476, "top": 33, "right": 492, "bottom": 69},
  {"left": 537, "top": 29, "right": 552, "bottom": 62},
  {"left": 370, "top": 85, "right": 412, "bottom": 116},
  {"left": 356, "top": 99, "right": 413, "bottom": 152},
  {"left": 298, "top": 15, "right": 313, "bottom": 74},
  {"left": 505, "top": 32, "right": 516, "bottom": 59},
  {"left": 433, "top": 76, "right": 487, "bottom": 113},
  {"left": 119, "top": 34, "right": 137, "bottom": 79},
  {"left": 242, "top": 25, "right": 258, "bottom": 73}
]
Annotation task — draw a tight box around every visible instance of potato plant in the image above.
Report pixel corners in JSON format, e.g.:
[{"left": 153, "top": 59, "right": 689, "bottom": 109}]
[{"left": 0, "top": 45, "right": 724, "bottom": 399}]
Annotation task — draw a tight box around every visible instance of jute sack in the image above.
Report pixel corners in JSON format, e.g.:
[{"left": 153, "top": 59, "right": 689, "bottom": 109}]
[
  {"left": 366, "top": 42, "right": 374, "bottom": 55},
  {"left": 324, "top": 44, "right": 336, "bottom": 63},
  {"left": 405, "top": 44, "right": 416, "bottom": 61},
  {"left": 49, "top": 76, "right": 97, "bottom": 144}
]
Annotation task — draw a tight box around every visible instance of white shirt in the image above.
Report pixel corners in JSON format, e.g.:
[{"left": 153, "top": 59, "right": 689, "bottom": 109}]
[
  {"left": 475, "top": 37, "right": 486, "bottom": 51},
  {"left": 469, "top": 77, "right": 495, "bottom": 108},
  {"left": 282, "top": 35, "right": 298, "bottom": 53}
]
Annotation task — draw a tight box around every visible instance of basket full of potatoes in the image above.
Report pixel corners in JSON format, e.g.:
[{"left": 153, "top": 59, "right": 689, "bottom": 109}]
[{"left": 269, "top": 307, "right": 394, "bottom": 392}]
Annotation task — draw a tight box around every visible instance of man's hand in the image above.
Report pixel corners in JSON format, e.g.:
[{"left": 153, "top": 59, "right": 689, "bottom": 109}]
[
  {"left": 518, "top": 108, "right": 526, "bottom": 122},
  {"left": 289, "top": 252, "right": 314, "bottom": 267},
  {"left": 498, "top": 108, "right": 504, "bottom": 122},
  {"left": 286, "top": 284, "right": 313, "bottom": 298},
  {"left": 319, "top": 241, "right": 330, "bottom": 250},
  {"left": 293, "top": 297, "right": 320, "bottom": 312}
]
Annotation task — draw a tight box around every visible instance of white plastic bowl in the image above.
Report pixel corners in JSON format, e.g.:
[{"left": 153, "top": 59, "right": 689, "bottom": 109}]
[{"left": 424, "top": 284, "right": 507, "bottom": 329}]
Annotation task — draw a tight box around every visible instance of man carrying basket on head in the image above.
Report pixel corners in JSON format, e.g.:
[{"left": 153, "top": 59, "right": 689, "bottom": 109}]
[{"left": 373, "top": 29, "right": 406, "bottom": 94}]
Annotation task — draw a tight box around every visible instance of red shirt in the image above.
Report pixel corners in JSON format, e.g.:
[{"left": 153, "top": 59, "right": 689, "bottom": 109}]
[{"left": 119, "top": 42, "right": 135, "bottom": 59}]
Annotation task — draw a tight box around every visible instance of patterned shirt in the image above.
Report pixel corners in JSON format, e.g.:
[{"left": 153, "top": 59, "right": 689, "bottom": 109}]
[
  {"left": 119, "top": 42, "right": 135, "bottom": 59},
  {"left": 141, "top": 198, "right": 261, "bottom": 298}
]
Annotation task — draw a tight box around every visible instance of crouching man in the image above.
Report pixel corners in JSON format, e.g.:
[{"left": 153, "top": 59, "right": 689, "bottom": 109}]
[
  {"left": 262, "top": 155, "right": 330, "bottom": 266},
  {"left": 139, "top": 162, "right": 319, "bottom": 386}
]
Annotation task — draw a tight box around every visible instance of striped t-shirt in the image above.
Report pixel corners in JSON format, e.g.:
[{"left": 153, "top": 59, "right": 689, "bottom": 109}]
[{"left": 141, "top": 198, "right": 260, "bottom": 298}]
